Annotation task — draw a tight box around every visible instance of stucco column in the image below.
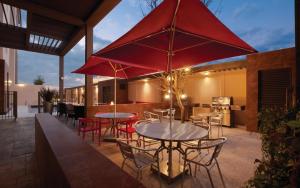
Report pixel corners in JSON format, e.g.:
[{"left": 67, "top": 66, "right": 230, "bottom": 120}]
[
  {"left": 59, "top": 56, "right": 64, "bottom": 102},
  {"left": 85, "top": 24, "right": 93, "bottom": 115}
]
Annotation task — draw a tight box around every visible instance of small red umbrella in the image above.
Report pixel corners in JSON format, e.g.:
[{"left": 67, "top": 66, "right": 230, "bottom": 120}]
[{"left": 72, "top": 56, "right": 159, "bottom": 114}]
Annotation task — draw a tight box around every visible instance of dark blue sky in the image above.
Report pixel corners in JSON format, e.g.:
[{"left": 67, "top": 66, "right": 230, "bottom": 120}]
[{"left": 17, "top": 0, "right": 295, "bottom": 87}]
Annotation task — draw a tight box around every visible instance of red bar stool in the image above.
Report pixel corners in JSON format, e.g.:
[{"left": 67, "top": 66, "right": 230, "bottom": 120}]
[{"left": 78, "top": 118, "right": 100, "bottom": 143}]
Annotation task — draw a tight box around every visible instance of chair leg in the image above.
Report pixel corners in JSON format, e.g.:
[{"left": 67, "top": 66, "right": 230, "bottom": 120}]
[
  {"left": 216, "top": 161, "right": 226, "bottom": 188},
  {"left": 136, "top": 169, "right": 140, "bottom": 179},
  {"left": 121, "top": 159, "right": 126, "bottom": 169},
  {"left": 221, "top": 125, "right": 224, "bottom": 136},
  {"left": 206, "top": 168, "right": 214, "bottom": 188}
]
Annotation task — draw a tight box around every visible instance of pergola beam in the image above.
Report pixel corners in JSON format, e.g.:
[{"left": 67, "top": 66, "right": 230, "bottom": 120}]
[
  {"left": 59, "top": 0, "right": 121, "bottom": 56},
  {"left": 1, "top": 0, "right": 84, "bottom": 26},
  {"left": 0, "top": 23, "right": 57, "bottom": 55},
  {"left": 25, "top": 12, "right": 31, "bottom": 48}
]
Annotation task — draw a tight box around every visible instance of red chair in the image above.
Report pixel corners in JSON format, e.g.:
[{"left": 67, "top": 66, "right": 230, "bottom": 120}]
[
  {"left": 117, "top": 114, "right": 139, "bottom": 143},
  {"left": 78, "top": 118, "right": 100, "bottom": 143}
]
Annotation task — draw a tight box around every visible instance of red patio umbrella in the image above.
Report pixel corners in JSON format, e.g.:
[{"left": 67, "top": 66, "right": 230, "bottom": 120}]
[
  {"left": 95, "top": 0, "right": 257, "bottom": 72},
  {"left": 93, "top": 0, "right": 256, "bottom": 128},
  {"left": 72, "top": 56, "right": 159, "bottom": 115}
]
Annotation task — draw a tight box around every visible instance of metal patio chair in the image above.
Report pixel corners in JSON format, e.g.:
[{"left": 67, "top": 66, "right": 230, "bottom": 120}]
[
  {"left": 210, "top": 113, "right": 224, "bottom": 137},
  {"left": 182, "top": 137, "right": 227, "bottom": 188},
  {"left": 116, "top": 138, "right": 161, "bottom": 180},
  {"left": 144, "top": 111, "right": 160, "bottom": 122}
]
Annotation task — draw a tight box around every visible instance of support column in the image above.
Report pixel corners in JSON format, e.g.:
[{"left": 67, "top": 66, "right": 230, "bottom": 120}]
[
  {"left": 85, "top": 24, "right": 93, "bottom": 116},
  {"left": 59, "top": 56, "right": 64, "bottom": 102},
  {"left": 296, "top": 0, "right": 300, "bottom": 103}
]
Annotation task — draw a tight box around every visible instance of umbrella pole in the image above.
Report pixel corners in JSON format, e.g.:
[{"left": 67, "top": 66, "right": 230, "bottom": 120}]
[{"left": 114, "top": 70, "right": 117, "bottom": 118}]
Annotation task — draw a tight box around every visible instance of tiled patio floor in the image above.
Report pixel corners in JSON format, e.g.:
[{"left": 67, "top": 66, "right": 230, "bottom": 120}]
[
  {"left": 62, "top": 118, "right": 261, "bottom": 188},
  {"left": 0, "top": 117, "right": 261, "bottom": 188},
  {"left": 0, "top": 118, "right": 40, "bottom": 188}
]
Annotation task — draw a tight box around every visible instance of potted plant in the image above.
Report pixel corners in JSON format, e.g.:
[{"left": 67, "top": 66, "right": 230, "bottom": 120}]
[{"left": 39, "top": 87, "right": 57, "bottom": 114}]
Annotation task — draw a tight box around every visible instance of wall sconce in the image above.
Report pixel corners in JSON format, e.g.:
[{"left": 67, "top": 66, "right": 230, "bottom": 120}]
[
  {"left": 184, "top": 67, "right": 191, "bottom": 72},
  {"left": 180, "top": 94, "right": 187, "bottom": 99},
  {"left": 201, "top": 71, "right": 210, "bottom": 76},
  {"left": 164, "top": 94, "right": 170, "bottom": 100},
  {"left": 110, "top": 101, "right": 114, "bottom": 105}
]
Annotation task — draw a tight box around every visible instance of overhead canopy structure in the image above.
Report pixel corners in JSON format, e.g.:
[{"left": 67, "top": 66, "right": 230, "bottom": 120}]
[
  {"left": 0, "top": 0, "right": 120, "bottom": 56},
  {"left": 72, "top": 56, "right": 159, "bottom": 79},
  {"left": 95, "top": 0, "right": 256, "bottom": 71}
]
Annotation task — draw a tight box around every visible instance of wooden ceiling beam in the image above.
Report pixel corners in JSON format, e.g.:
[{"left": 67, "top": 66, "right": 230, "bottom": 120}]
[
  {"left": 1, "top": 0, "right": 84, "bottom": 26},
  {"left": 59, "top": 0, "right": 121, "bottom": 56}
]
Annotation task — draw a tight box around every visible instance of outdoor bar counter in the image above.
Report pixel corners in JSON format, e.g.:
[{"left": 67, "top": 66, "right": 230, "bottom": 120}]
[
  {"left": 35, "top": 113, "right": 144, "bottom": 188},
  {"left": 87, "top": 102, "right": 164, "bottom": 118}
]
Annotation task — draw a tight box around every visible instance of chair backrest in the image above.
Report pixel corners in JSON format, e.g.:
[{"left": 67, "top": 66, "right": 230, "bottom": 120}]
[
  {"left": 144, "top": 111, "right": 159, "bottom": 121},
  {"left": 66, "top": 104, "right": 74, "bottom": 112},
  {"left": 210, "top": 112, "right": 223, "bottom": 124},
  {"left": 167, "top": 108, "right": 175, "bottom": 117},
  {"left": 74, "top": 106, "right": 85, "bottom": 119},
  {"left": 205, "top": 137, "right": 227, "bottom": 165},
  {"left": 78, "top": 118, "right": 98, "bottom": 129},
  {"left": 57, "top": 103, "right": 66, "bottom": 113},
  {"left": 144, "top": 111, "right": 151, "bottom": 120},
  {"left": 117, "top": 140, "right": 135, "bottom": 161}
]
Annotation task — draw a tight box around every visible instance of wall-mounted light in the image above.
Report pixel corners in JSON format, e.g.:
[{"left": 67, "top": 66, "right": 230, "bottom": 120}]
[
  {"left": 60, "top": 76, "right": 64, "bottom": 80},
  {"left": 201, "top": 71, "right": 210, "bottom": 76},
  {"left": 110, "top": 101, "right": 114, "bottom": 105},
  {"left": 143, "top": 78, "right": 149, "bottom": 82},
  {"left": 184, "top": 67, "right": 191, "bottom": 72},
  {"left": 180, "top": 94, "right": 187, "bottom": 99},
  {"left": 18, "top": 83, "right": 25, "bottom": 87},
  {"left": 167, "top": 75, "right": 173, "bottom": 81},
  {"left": 164, "top": 94, "right": 170, "bottom": 100},
  {"left": 168, "top": 89, "right": 171, "bottom": 93}
]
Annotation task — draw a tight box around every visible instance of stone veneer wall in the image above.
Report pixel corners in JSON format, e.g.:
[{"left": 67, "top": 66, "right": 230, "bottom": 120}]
[
  {"left": 246, "top": 47, "right": 296, "bottom": 131},
  {"left": 87, "top": 103, "right": 164, "bottom": 119}
]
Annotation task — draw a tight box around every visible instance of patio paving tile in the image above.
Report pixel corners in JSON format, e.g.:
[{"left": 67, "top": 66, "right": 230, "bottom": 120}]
[{"left": 0, "top": 116, "right": 261, "bottom": 188}]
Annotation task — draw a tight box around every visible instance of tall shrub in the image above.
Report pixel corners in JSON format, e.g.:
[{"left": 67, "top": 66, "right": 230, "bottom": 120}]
[{"left": 245, "top": 106, "right": 300, "bottom": 188}]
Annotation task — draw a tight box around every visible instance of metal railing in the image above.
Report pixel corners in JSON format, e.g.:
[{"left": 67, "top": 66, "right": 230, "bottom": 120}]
[{"left": 0, "top": 91, "right": 17, "bottom": 120}]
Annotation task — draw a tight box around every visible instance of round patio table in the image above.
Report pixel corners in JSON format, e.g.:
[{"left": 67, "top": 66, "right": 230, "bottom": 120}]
[
  {"left": 95, "top": 112, "right": 135, "bottom": 141},
  {"left": 95, "top": 112, "right": 135, "bottom": 119},
  {"left": 136, "top": 122, "right": 208, "bottom": 182}
]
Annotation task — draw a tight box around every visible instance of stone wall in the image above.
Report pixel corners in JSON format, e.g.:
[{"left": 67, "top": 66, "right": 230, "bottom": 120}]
[{"left": 87, "top": 103, "right": 164, "bottom": 119}]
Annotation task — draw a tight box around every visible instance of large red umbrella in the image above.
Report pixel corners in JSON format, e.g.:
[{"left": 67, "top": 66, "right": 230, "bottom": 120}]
[
  {"left": 95, "top": 0, "right": 256, "bottom": 72},
  {"left": 92, "top": 0, "right": 256, "bottom": 179},
  {"left": 73, "top": 56, "right": 159, "bottom": 114}
]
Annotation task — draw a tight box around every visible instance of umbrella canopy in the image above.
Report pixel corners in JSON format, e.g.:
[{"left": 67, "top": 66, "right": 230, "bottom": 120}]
[
  {"left": 72, "top": 56, "right": 159, "bottom": 78},
  {"left": 94, "top": 0, "right": 256, "bottom": 71}
]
